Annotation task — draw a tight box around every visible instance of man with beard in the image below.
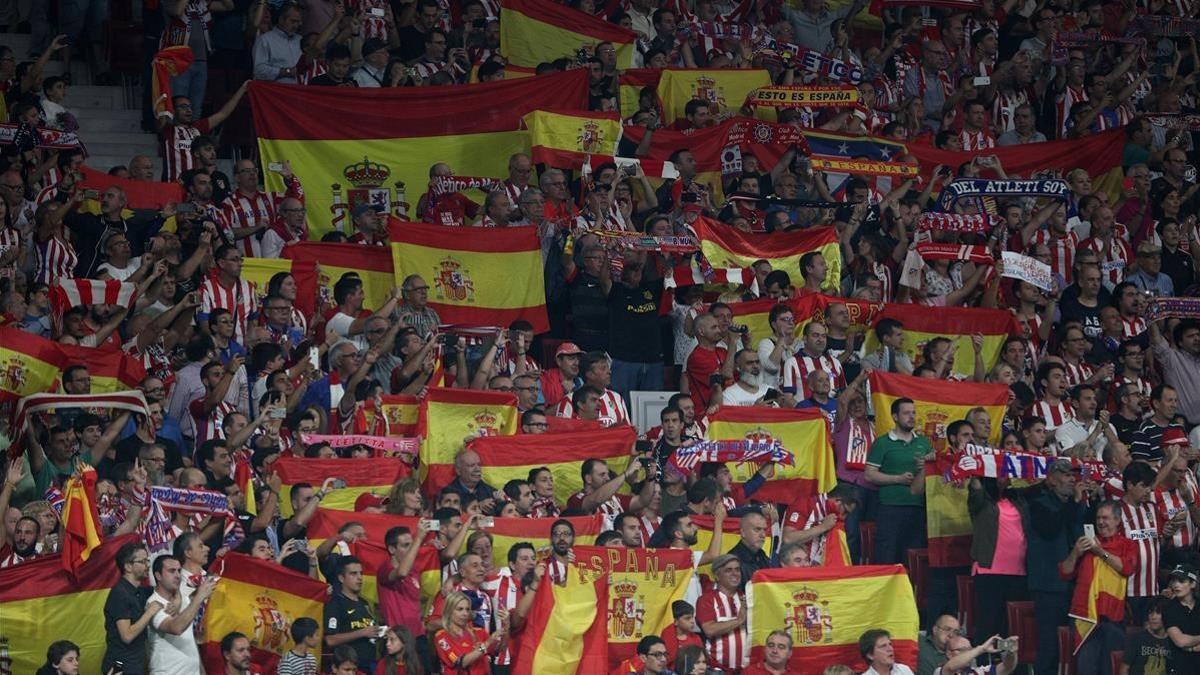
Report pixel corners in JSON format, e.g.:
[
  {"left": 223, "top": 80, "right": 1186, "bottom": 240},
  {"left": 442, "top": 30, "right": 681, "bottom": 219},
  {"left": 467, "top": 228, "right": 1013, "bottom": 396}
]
[
  {"left": 0, "top": 460, "right": 39, "bottom": 566},
  {"left": 650, "top": 406, "right": 694, "bottom": 480},
  {"left": 546, "top": 518, "right": 576, "bottom": 584},
  {"left": 146, "top": 555, "right": 218, "bottom": 674},
  {"left": 64, "top": 185, "right": 167, "bottom": 278},
  {"left": 489, "top": 542, "right": 540, "bottom": 672},
  {"left": 103, "top": 542, "right": 163, "bottom": 675},
  {"left": 649, "top": 505, "right": 727, "bottom": 567},
  {"left": 59, "top": 304, "right": 129, "bottom": 349},
  {"left": 723, "top": 349, "right": 770, "bottom": 406},
  {"left": 539, "top": 342, "right": 584, "bottom": 410}
]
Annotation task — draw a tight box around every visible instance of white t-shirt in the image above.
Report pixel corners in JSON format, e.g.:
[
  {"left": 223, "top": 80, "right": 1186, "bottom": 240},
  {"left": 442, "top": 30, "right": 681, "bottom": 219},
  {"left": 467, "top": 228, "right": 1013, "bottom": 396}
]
[
  {"left": 722, "top": 382, "right": 770, "bottom": 406},
  {"left": 326, "top": 311, "right": 369, "bottom": 350},
  {"left": 147, "top": 589, "right": 201, "bottom": 675}
]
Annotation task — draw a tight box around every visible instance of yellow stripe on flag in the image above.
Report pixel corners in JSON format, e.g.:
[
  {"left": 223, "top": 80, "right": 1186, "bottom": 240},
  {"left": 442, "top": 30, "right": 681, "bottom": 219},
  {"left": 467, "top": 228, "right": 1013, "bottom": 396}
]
[
  {"left": 657, "top": 69, "right": 774, "bottom": 123},
  {"left": 869, "top": 371, "right": 1008, "bottom": 446},
  {"left": 419, "top": 389, "right": 520, "bottom": 494},
  {"left": 706, "top": 407, "right": 837, "bottom": 503},
  {"left": 523, "top": 109, "right": 621, "bottom": 168},
  {"left": 501, "top": 0, "right": 637, "bottom": 70}
]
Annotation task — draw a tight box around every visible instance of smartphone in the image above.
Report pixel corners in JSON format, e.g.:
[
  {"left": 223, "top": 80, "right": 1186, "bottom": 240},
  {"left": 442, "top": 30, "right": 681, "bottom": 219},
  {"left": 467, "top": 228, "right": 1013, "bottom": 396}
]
[
  {"left": 330, "top": 478, "right": 348, "bottom": 489},
  {"left": 369, "top": 7, "right": 385, "bottom": 16},
  {"left": 973, "top": 76, "right": 991, "bottom": 86},
  {"left": 308, "top": 346, "right": 320, "bottom": 371},
  {"left": 421, "top": 519, "right": 441, "bottom": 531},
  {"left": 269, "top": 407, "right": 287, "bottom": 419},
  {"left": 1083, "top": 523, "right": 1095, "bottom": 540},
  {"left": 296, "top": 538, "right": 309, "bottom": 551},
  {"left": 478, "top": 516, "right": 495, "bottom": 528},
  {"left": 994, "top": 637, "right": 1014, "bottom": 652},
  {"left": 83, "top": 188, "right": 99, "bottom": 199},
  {"left": 267, "top": 162, "right": 283, "bottom": 173},
  {"left": 112, "top": 661, "right": 124, "bottom": 675}
]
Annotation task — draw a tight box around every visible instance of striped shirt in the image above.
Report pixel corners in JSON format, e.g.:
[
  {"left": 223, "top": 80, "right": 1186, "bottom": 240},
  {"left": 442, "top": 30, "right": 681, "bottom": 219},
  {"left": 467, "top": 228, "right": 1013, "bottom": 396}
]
[
  {"left": 487, "top": 567, "right": 523, "bottom": 665},
  {"left": 1055, "top": 85, "right": 1088, "bottom": 138},
  {"left": 1061, "top": 359, "right": 1094, "bottom": 388},
  {"left": 958, "top": 129, "right": 996, "bottom": 151},
  {"left": 200, "top": 274, "right": 259, "bottom": 344},
  {"left": 1122, "top": 316, "right": 1147, "bottom": 339},
  {"left": 696, "top": 588, "right": 748, "bottom": 670},
  {"left": 1080, "top": 235, "right": 1132, "bottom": 289},
  {"left": 1029, "top": 229, "right": 1079, "bottom": 284},
  {"left": 35, "top": 237, "right": 78, "bottom": 285},
  {"left": 566, "top": 491, "right": 630, "bottom": 530},
  {"left": 159, "top": 119, "right": 210, "bottom": 183},
  {"left": 160, "top": 0, "right": 213, "bottom": 51},
  {"left": 1029, "top": 398, "right": 1074, "bottom": 432},
  {"left": 781, "top": 352, "right": 845, "bottom": 399},
  {"left": 188, "top": 397, "right": 237, "bottom": 445},
  {"left": 1118, "top": 499, "right": 1159, "bottom": 598},
  {"left": 1154, "top": 471, "right": 1199, "bottom": 551},
  {"left": 553, "top": 388, "right": 629, "bottom": 428},
  {"left": 223, "top": 176, "right": 303, "bottom": 258},
  {"left": 784, "top": 493, "right": 832, "bottom": 565}
]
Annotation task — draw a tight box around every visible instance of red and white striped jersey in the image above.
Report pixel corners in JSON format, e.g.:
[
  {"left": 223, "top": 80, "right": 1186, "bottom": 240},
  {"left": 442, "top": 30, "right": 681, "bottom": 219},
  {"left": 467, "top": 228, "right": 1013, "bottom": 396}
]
[
  {"left": 1080, "top": 236, "right": 1132, "bottom": 288},
  {"left": 1118, "top": 499, "right": 1159, "bottom": 598},
  {"left": 189, "top": 397, "right": 237, "bottom": 445},
  {"left": 781, "top": 352, "right": 845, "bottom": 399},
  {"left": 34, "top": 182, "right": 59, "bottom": 207},
  {"left": 696, "top": 588, "right": 748, "bottom": 670},
  {"left": 1112, "top": 374, "right": 1152, "bottom": 402},
  {"left": 223, "top": 175, "right": 304, "bottom": 258},
  {"left": 352, "top": 0, "right": 390, "bottom": 40},
  {"left": 35, "top": 237, "right": 77, "bottom": 285},
  {"left": 498, "top": 346, "right": 539, "bottom": 376},
  {"left": 992, "top": 88, "right": 1029, "bottom": 134},
  {"left": 553, "top": 388, "right": 629, "bottom": 428},
  {"left": 1055, "top": 85, "right": 1088, "bottom": 138},
  {"left": 958, "top": 128, "right": 996, "bottom": 151},
  {"left": 160, "top": 0, "right": 213, "bottom": 51},
  {"left": 0, "top": 226, "right": 19, "bottom": 260},
  {"left": 0, "top": 545, "right": 32, "bottom": 568},
  {"left": 1122, "top": 316, "right": 1147, "bottom": 339},
  {"left": 200, "top": 274, "right": 259, "bottom": 344},
  {"left": 159, "top": 119, "right": 210, "bottom": 183},
  {"left": 546, "top": 557, "right": 568, "bottom": 585},
  {"left": 1029, "top": 229, "right": 1079, "bottom": 284},
  {"left": 638, "top": 514, "right": 660, "bottom": 546},
  {"left": 1061, "top": 358, "right": 1094, "bottom": 388},
  {"left": 488, "top": 567, "right": 523, "bottom": 665},
  {"left": 501, "top": 180, "right": 527, "bottom": 207},
  {"left": 1154, "top": 472, "right": 1199, "bottom": 550},
  {"left": 784, "top": 493, "right": 832, "bottom": 565},
  {"left": 566, "top": 490, "right": 630, "bottom": 530},
  {"left": 1029, "top": 398, "right": 1075, "bottom": 431}
]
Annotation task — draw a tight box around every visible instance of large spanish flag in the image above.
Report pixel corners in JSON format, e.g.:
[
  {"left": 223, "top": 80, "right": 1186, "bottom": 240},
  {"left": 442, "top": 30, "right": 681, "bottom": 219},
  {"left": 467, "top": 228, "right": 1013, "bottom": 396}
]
[
  {"left": 748, "top": 565, "right": 918, "bottom": 672},
  {"left": 0, "top": 326, "right": 67, "bottom": 400},
  {"left": 249, "top": 71, "right": 587, "bottom": 237},
  {"left": 419, "top": 388, "right": 520, "bottom": 495},
  {"left": 513, "top": 561, "right": 609, "bottom": 675},
  {"left": 728, "top": 294, "right": 884, "bottom": 350},
  {"left": 284, "top": 241, "right": 395, "bottom": 313},
  {"left": 362, "top": 394, "right": 420, "bottom": 436},
  {"left": 573, "top": 546, "right": 695, "bottom": 667},
  {"left": 690, "top": 513, "right": 774, "bottom": 580},
  {"left": 389, "top": 220, "right": 548, "bottom": 332},
  {"left": 923, "top": 456, "right": 971, "bottom": 568},
  {"left": 348, "top": 537, "right": 445, "bottom": 610},
  {"left": 201, "top": 552, "right": 330, "bottom": 674},
  {"left": 860, "top": 302, "right": 1019, "bottom": 380},
  {"left": 523, "top": 109, "right": 621, "bottom": 170},
  {"left": 79, "top": 165, "right": 184, "bottom": 211},
  {"left": 487, "top": 514, "right": 603, "bottom": 570},
  {"left": 240, "top": 256, "right": 319, "bottom": 317},
  {"left": 57, "top": 342, "right": 148, "bottom": 393},
  {"left": 1068, "top": 551, "right": 1127, "bottom": 654},
  {"left": 656, "top": 68, "right": 774, "bottom": 123},
  {"left": 0, "top": 534, "right": 134, "bottom": 675},
  {"left": 467, "top": 426, "right": 637, "bottom": 506},
  {"left": 868, "top": 371, "right": 1008, "bottom": 446},
  {"left": 60, "top": 465, "right": 103, "bottom": 575},
  {"left": 618, "top": 68, "right": 663, "bottom": 120},
  {"left": 693, "top": 217, "right": 842, "bottom": 293},
  {"left": 705, "top": 406, "right": 837, "bottom": 503},
  {"left": 501, "top": 0, "right": 637, "bottom": 70},
  {"left": 275, "top": 456, "right": 411, "bottom": 516}
]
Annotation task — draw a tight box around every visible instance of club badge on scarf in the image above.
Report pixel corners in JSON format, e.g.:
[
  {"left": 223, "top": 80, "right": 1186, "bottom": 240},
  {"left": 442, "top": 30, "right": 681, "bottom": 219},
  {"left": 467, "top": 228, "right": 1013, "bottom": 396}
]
[
  {"left": 670, "top": 439, "right": 794, "bottom": 474},
  {"left": 916, "top": 212, "right": 1001, "bottom": 234},
  {"left": 1145, "top": 297, "right": 1200, "bottom": 322}
]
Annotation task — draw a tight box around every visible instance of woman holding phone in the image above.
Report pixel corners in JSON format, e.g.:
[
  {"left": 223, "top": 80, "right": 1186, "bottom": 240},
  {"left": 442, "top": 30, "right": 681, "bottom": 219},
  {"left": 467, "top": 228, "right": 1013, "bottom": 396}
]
[{"left": 433, "top": 590, "right": 507, "bottom": 674}]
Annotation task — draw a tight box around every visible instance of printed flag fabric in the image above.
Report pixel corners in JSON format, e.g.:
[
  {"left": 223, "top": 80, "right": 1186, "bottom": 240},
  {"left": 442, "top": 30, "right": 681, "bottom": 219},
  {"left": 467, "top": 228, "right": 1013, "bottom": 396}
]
[
  {"left": 823, "top": 518, "right": 853, "bottom": 567},
  {"left": 693, "top": 216, "right": 842, "bottom": 293},
  {"left": 348, "top": 537, "right": 444, "bottom": 611},
  {"left": 748, "top": 565, "right": 919, "bottom": 672},
  {"left": 389, "top": 220, "right": 548, "bottom": 331},
  {"left": 572, "top": 546, "right": 695, "bottom": 667},
  {"left": 523, "top": 109, "right": 621, "bottom": 169},
  {"left": 49, "top": 278, "right": 138, "bottom": 318},
  {"left": 419, "top": 388, "right": 520, "bottom": 495},
  {"left": 691, "top": 513, "right": 774, "bottom": 580},
  {"left": 467, "top": 426, "right": 637, "bottom": 506},
  {"left": 79, "top": 165, "right": 184, "bottom": 211},
  {"left": 0, "top": 325, "right": 68, "bottom": 400},
  {"left": 201, "top": 552, "right": 330, "bottom": 674},
  {"left": 151, "top": 46, "right": 194, "bottom": 120},
  {"left": 10, "top": 392, "right": 151, "bottom": 460},
  {"left": 868, "top": 370, "right": 1009, "bottom": 446},
  {"left": 860, "top": 303, "right": 1019, "bottom": 379},
  {"left": 618, "top": 68, "right": 663, "bottom": 120},
  {"left": 728, "top": 294, "right": 884, "bottom": 351},
  {"left": 249, "top": 71, "right": 587, "bottom": 237},
  {"left": 57, "top": 342, "right": 148, "bottom": 393},
  {"left": 656, "top": 68, "right": 774, "bottom": 123},
  {"left": 0, "top": 534, "right": 135, "bottom": 675},
  {"left": 924, "top": 458, "right": 971, "bottom": 567},
  {"left": 501, "top": 0, "right": 637, "bottom": 70},
  {"left": 374, "top": 394, "right": 421, "bottom": 436},
  {"left": 239, "top": 256, "right": 319, "bottom": 317},
  {"left": 274, "top": 456, "right": 411, "bottom": 516},
  {"left": 512, "top": 561, "right": 609, "bottom": 675},
  {"left": 283, "top": 241, "right": 394, "bottom": 313},
  {"left": 705, "top": 406, "right": 837, "bottom": 502},
  {"left": 1069, "top": 551, "right": 1127, "bottom": 654},
  {"left": 60, "top": 465, "right": 103, "bottom": 575}
]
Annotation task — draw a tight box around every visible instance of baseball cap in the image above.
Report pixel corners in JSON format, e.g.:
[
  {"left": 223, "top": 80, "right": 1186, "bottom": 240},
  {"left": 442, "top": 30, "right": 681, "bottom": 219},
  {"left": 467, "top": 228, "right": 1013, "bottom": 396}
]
[
  {"left": 555, "top": 342, "right": 584, "bottom": 358},
  {"left": 354, "top": 492, "right": 388, "bottom": 512},
  {"left": 1136, "top": 240, "right": 1162, "bottom": 257},
  {"left": 352, "top": 202, "right": 384, "bottom": 219},
  {"left": 361, "top": 37, "right": 389, "bottom": 58},
  {"left": 1169, "top": 564, "right": 1199, "bottom": 582},
  {"left": 710, "top": 553, "right": 740, "bottom": 573},
  {"left": 1048, "top": 458, "right": 1080, "bottom": 474},
  {"left": 1162, "top": 427, "right": 1189, "bottom": 449}
]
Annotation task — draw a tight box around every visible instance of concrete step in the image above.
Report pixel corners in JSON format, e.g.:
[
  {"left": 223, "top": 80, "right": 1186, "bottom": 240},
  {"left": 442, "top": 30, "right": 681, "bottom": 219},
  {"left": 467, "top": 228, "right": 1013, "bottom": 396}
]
[
  {"left": 85, "top": 140, "right": 159, "bottom": 158},
  {"left": 0, "top": 32, "right": 34, "bottom": 56},
  {"left": 65, "top": 84, "right": 127, "bottom": 110},
  {"left": 76, "top": 109, "right": 148, "bottom": 133},
  {"left": 87, "top": 155, "right": 152, "bottom": 174}
]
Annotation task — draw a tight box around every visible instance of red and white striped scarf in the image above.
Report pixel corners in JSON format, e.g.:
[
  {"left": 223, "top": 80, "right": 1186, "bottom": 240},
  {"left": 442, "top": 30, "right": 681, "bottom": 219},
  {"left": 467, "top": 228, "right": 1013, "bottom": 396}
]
[
  {"left": 10, "top": 391, "right": 150, "bottom": 458},
  {"left": 915, "top": 242, "right": 994, "bottom": 265}
]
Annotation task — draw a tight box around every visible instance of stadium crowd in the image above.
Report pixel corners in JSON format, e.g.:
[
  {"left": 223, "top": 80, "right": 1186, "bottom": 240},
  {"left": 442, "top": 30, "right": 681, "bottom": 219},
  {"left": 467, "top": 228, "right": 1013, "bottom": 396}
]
[{"left": 1, "top": 0, "right": 1200, "bottom": 673}]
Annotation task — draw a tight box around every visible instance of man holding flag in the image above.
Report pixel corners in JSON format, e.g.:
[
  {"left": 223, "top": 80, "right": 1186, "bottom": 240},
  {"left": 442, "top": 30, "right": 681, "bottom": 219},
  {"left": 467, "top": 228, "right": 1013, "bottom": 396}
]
[{"left": 1060, "top": 500, "right": 1136, "bottom": 674}]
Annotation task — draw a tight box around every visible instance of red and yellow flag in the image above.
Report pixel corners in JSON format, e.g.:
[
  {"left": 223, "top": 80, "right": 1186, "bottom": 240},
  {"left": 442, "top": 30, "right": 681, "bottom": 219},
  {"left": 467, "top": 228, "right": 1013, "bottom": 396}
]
[
  {"left": 618, "top": 68, "right": 662, "bottom": 120},
  {"left": 348, "top": 537, "right": 444, "bottom": 610},
  {"left": 501, "top": 0, "right": 637, "bottom": 70},
  {"left": 513, "top": 561, "right": 609, "bottom": 675},
  {"left": 923, "top": 456, "right": 972, "bottom": 568},
  {"left": 249, "top": 72, "right": 588, "bottom": 237},
  {"left": 0, "top": 534, "right": 135, "bottom": 674},
  {"left": 389, "top": 220, "right": 548, "bottom": 331},
  {"left": 201, "top": 552, "right": 330, "bottom": 674},
  {"left": 284, "top": 241, "right": 394, "bottom": 313},
  {"left": 1068, "top": 550, "right": 1127, "bottom": 654},
  {"left": 79, "top": 165, "right": 184, "bottom": 211},
  {"left": 748, "top": 565, "right": 919, "bottom": 671},
  {"left": 860, "top": 304, "right": 1019, "bottom": 380},
  {"left": 419, "top": 388, "right": 520, "bottom": 495},
  {"left": 240, "top": 256, "right": 319, "bottom": 317},
  {"left": 151, "top": 45, "right": 194, "bottom": 120},
  {"left": 705, "top": 406, "right": 837, "bottom": 503},
  {"left": 57, "top": 342, "right": 148, "bottom": 393},
  {"left": 690, "top": 514, "right": 774, "bottom": 580},
  {"left": 693, "top": 217, "right": 842, "bottom": 294},
  {"left": 0, "top": 326, "right": 67, "bottom": 401},
  {"left": 573, "top": 546, "right": 695, "bottom": 667},
  {"left": 363, "top": 394, "right": 421, "bottom": 436},
  {"left": 488, "top": 514, "right": 603, "bottom": 570},
  {"left": 868, "top": 371, "right": 1008, "bottom": 446},
  {"left": 60, "top": 465, "right": 103, "bottom": 575},
  {"left": 728, "top": 293, "right": 884, "bottom": 350},
  {"left": 468, "top": 426, "right": 637, "bottom": 506},
  {"left": 656, "top": 68, "right": 774, "bottom": 123},
  {"left": 275, "top": 457, "right": 411, "bottom": 516},
  {"left": 523, "top": 109, "right": 621, "bottom": 170}
]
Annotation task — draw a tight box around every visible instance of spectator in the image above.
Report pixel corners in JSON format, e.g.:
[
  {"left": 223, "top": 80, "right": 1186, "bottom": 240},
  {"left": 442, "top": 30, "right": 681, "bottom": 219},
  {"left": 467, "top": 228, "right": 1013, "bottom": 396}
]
[
  {"left": 146, "top": 554, "right": 217, "bottom": 674},
  {"left": 696, "top": 554, "right": 748, "bottom": 672},
  {"left": 102, "top": 542, "right": 159, "bottom": 675},
  {"left": 35, "top": 640, "right": 80, "bottom": 675},
  {"left": 743, "top": 629, "right": 793, "bottom": 675},
  {"left": 865, "top": 398, "right": 932, "bottom": 564},
  {"left": 859, "top": 628, "right": 914, "bottom": 675},
  {"left": 323, "top": 556, "right": 380, "bottom": 672}
]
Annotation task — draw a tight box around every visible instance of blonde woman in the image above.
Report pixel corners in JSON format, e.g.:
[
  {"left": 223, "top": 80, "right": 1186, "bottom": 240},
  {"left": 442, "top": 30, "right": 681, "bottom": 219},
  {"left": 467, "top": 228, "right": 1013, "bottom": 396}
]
[{"left": 433, "top": 590, "right": 507, "bottom": 674}]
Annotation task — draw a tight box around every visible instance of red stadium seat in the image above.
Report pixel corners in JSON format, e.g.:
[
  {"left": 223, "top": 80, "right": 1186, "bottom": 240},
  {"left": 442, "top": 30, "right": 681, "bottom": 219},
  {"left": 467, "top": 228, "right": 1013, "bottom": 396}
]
[
  {"left": 1057, "top": 625, "right": 1076, "bottom": 675},
  {"left": 1004, "top": 601, "right": 1036, "bottom": 665},
  {"left": 955, "top": 575, "right": 973, "bottom": 635},
  {"left": 859, "top": 521, "right": 875, "bottom": 565},
  {"left": 541, "top": 338, "right": 565, "bottom": 369},
  {"left": 905, "top": 548, "right": 930, "bottom": 610},
  {"left": 1110, "top": 651, "right": 1123, "bottom": 674}
]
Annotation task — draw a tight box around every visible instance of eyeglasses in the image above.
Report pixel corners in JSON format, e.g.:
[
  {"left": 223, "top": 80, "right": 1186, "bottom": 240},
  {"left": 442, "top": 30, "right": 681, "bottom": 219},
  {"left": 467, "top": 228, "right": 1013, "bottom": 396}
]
[
  {"left": 222, "top": 256, "right": 244, "bottom": 263},
  {"left": 592, "top": 184, "right": 613, "bottom": 193},
  {"left": 235, "top": 167, "right": 257, "bottom": 174},
  {"left": 130, "top": 557, "right": 149, "bottom": 565},
  {"left": 646, "top": 651, "right": 669, "bottom": 659},
  {"left": 515, "top": 385, "right": 537, "bottom": 392}
]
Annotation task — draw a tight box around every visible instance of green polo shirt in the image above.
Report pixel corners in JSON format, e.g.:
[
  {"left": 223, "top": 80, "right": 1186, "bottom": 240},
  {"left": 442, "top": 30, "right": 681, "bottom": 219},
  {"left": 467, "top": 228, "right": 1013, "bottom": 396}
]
[{"left": 866, "top": 430, "right": 932, "bottom": 507}]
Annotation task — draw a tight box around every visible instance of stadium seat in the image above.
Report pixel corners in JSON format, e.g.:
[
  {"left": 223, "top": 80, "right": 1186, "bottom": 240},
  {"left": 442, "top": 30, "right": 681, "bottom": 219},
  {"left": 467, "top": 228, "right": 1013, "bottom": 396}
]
[
  {"left": 955, "top": 575, "right": 973, "bottom": 635},
  {"left": 859, "top": 522, "right": 875, "bottom": 564},
  {"left": 1057, "top": 625, "right": 1075, "bottom": 675},
  {"left": 1110, "top": 651, "right": 1123, "bottom": 674},
  {"left": 541, "top": 338, "right": 565, "bottom": 368},
  {"left": 1004, "top": 601, "right": 1036, "bottom": 665},
  {"left": 905, "top": 548, "right": 930, "bottom": 610}
]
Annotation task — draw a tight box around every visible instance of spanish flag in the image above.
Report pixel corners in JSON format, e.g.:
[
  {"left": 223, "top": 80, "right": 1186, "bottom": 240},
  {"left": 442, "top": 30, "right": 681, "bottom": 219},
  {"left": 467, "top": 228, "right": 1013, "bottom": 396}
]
[
  {"left": 860, "top": 303, "right": 1019, "bottom": 380},
  {"left": 728, "top": 294, "right": 883, "bottom": 350},
  {"left": 57, "top": 342, "right": 148, "bottom": 393},
  {"left": 285, "top": 241, "right": 394, "bottom": 313},
  {"left": 823, "top": 518, "right": 853, "bottom": 567},
  {"left": 1068, "top": 549, "right": 1128, "bottom": 654},
  {"left": 468, "top": 426, "right": 637, "bottom": 506},
  {"left": 151, "top": 45, "right": 193, "bottom": 120},
  {"left": 274, "top": 456, "right": 412, "bottom": 516},
  {"left": 60, "top": 465, "right": 102, "bottom": 575},
  {"left": 239, "top": 256, "right": 319, "bottom": 317},
  {"left": 361, "top": 394, "right": 421, "bottom": 436},
  {"left": 389, "top": 220, "right": 547, "bottom": 331},
  {"left": 705, "top": 406, "right": 837, "bottom": 503},
  {"left": 249, "top": 71, "right": 588, "bottom": 238},
  {"left": 524, "top": 109, "right": 621, "bottom": 170},
  {"left": 348, "top": 537, "right": 445, "bottom": 611},
  {"left": 79, "top": 165, "right": 184, "bottom": 211},
  {"left": 419, "top": 388, "right": 520, "bottom": 495},
  {"left": 0, "top": 534, "right": 135, "bottom": 675},
  {"left": 690, "top": 513, "right": 774, "bottom": 581},
  {"left": 868, "top": 371, "right": 1008, "bottom": 446},
  {"left": 573, "top": 546, "right": 695, "bottom": 667},
  {"left": 618, "top": 68, "right": 663, "bottom": 120},
  {"left": 513, "top": 561, "right": 609, "bottom": 675},
  {"left": 656, "top": 68, "right": 774, "bottom": 123},
  {"left": 748, "top": 565, "right": 918, "bottom": 672},
  {"left": 201, "top": 552, "right": 330, "bottom": 674},
  {"left": 501, "top": 0, "right": 637, "bottom": 70},
  {"left": 923, "top": 456, "right": 971, "bottom": 567},
  {"left": 693, "top": 217, "right": 842, "bottom": 294},
  {"left": 488, "top": 514, "right": 603, "bottom": 570},
  {"left": 0, "top": 325, "right": 67, "bottom": 401}
]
